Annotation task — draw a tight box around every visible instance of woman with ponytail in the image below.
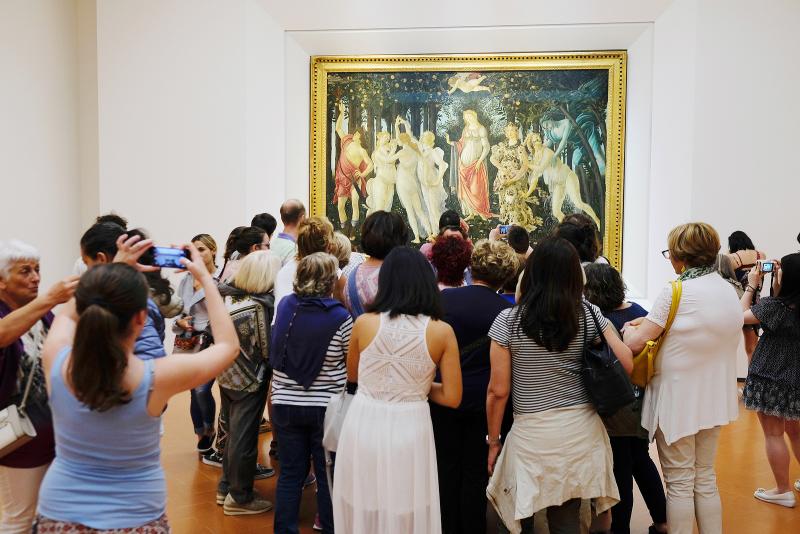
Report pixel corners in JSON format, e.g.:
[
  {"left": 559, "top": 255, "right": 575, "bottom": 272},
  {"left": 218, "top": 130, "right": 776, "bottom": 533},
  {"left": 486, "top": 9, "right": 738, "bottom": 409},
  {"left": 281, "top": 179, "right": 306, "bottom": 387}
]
[{"left": 36, "top": 238, "right": 239, "bottom": 532}]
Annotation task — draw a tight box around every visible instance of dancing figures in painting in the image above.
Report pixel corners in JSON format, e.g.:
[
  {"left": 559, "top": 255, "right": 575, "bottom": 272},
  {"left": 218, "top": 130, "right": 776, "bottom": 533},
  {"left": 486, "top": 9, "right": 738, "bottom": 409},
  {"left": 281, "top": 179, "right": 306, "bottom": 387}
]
[
  {"left": 366, "top": 132, "right": 400, "bottom": 215},
  {"left": 333, "top": 101, "right": 373, "bottom": 231},
  {"left": 417, "top": 131, "right": 449, "bottom": 235},
  {"left": 445, "top": 110, "right": 492, "bottom": 220},
  {"left": 526, "top": 133, "right": 601, "bottom": 227},
  {"left": 395, "top": 117, "right": 432, "bottom": 243},
  {"left": 490, "top": 124, "right": 537, "bottom": 230}
]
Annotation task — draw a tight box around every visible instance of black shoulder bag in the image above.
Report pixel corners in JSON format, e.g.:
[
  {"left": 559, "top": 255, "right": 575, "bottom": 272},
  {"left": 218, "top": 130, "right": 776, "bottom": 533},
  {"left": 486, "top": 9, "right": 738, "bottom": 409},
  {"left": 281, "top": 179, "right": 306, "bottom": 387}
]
[{"left": 581, "top": 303, "right": 635, "bottom": 417}]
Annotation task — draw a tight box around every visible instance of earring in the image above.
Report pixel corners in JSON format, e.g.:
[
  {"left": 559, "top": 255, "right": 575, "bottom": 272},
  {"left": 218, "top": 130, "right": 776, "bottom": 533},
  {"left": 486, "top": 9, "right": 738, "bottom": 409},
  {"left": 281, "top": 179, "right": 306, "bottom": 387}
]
[{"left": 681, "top": 265, "right": 686, "bottom": 273}]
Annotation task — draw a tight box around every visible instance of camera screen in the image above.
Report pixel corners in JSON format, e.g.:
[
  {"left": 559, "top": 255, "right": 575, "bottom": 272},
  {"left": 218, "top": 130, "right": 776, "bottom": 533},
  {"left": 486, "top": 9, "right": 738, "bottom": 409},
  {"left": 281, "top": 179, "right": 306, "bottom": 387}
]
[
  {"left": 152, "top": 247, "right": 189, "bottom": 269},
  {"left": 761, "top": 262, "right": 774, "bottom": 273}
]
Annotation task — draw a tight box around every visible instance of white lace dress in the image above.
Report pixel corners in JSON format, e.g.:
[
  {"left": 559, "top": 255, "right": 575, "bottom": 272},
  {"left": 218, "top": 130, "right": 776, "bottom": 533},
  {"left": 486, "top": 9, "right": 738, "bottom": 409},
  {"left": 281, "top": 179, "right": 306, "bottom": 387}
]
[{"left": 332, "top": 313, "right": 441, "bottom": 534}]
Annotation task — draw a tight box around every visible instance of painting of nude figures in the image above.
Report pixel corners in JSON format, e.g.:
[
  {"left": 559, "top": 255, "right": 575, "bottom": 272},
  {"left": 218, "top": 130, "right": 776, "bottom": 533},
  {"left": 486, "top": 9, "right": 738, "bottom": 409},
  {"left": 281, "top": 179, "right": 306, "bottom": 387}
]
[{"left": 309, "top": 52, "right": 627, "bottom": 267}]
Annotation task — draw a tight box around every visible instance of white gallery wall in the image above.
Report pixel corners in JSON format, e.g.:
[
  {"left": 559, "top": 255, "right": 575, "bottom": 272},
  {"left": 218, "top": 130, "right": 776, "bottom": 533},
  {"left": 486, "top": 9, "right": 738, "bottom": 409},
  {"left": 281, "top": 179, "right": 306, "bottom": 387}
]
[{"left": 1, "top": 0, "right": 798, "bottom": 304}]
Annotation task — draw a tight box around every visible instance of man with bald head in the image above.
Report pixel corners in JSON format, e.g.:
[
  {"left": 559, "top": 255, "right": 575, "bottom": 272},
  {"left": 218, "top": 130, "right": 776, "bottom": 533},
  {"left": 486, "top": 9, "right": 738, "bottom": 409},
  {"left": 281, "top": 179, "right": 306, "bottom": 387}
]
[{"left": 270, "top": 199, "right": 306, "bottom": 266}]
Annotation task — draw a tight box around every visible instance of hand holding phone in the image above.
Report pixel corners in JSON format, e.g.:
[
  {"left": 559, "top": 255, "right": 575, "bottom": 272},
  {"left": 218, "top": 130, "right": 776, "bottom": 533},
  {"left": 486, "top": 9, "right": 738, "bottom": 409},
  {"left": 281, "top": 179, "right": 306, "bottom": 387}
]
[
  {"left": 498, "top": 225, "right": 511, "bottom": 236},
  {"left": 151, "top": 247, "right": 191, "bottom": 269}
]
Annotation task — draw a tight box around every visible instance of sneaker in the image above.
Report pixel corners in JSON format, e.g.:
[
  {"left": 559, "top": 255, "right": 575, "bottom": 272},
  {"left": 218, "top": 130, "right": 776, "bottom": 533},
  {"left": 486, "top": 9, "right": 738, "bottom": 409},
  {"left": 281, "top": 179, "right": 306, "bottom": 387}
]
[
  {"left": 201, "top": 450, "right": 223, "bottom": 468},
  {"left": 216, "top": 492, "right": 227, "bottom": 505},
  {"left": 753, "top": 487, "right": 796, "bottom": 508},
  {"left": 259, "top": 417, "right": 271, "bottom": 434},
  {"left": 254, "top": 463, "right": 275, "bottom": 480},
  {"left": 223, "top": 493, "right": 273, "bottom": 516},
  {"left": 312, "top": 513, "right": 322, "bottom": 531},
  {"left": 795, "top": 479, "right": 800, "bottom": 492},
  {"left": 197, "top": 434, "right": 215, "bottom": 454},
  {"left": 303, "top": 473, "right": 316, "bottom": 488}
]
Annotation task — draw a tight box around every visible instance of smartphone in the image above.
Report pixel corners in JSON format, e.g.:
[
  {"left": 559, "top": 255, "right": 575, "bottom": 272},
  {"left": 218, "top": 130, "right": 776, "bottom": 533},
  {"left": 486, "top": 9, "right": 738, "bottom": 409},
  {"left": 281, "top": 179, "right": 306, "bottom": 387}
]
[
  {"left": 758, "top": 260, "right": 775, "bottom": 273},
  {"left": 498, "top": 225, "right": 511, "bottom": 235},
  {"left": 152, "top": 247, "right": 190, "bottom": 269}
]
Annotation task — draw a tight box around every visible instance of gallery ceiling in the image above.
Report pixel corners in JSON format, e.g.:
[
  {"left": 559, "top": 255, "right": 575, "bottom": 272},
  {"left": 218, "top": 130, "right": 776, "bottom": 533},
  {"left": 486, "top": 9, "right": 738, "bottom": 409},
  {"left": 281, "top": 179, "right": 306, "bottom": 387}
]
[{"left": 258, "top": 0, "right": 675, "bottom": 32}]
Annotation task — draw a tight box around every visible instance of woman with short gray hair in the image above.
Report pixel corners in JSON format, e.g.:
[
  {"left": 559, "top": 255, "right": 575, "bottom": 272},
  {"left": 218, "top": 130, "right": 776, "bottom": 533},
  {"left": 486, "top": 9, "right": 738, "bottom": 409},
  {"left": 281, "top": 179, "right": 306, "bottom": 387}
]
[
  {"left": 270, "top": 252, "right": 353, "bottom": 533},
  {"left": 0, "top": 240, "right": 78, "bottom": 533}
]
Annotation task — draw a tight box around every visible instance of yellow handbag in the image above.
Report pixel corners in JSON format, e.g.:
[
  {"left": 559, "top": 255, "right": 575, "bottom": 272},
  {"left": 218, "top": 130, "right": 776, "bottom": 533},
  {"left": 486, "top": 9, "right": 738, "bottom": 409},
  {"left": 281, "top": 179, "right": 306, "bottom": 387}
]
[{"left": 630, "top": 280, "right": 682, "bottom": 388}]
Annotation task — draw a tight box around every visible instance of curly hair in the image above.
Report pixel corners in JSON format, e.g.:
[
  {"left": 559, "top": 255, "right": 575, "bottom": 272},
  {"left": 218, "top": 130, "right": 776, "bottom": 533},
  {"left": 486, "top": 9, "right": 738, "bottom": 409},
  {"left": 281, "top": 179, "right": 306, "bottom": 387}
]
[
  {"left": 470, "top": 239, "right": 520, "bottom": 289},
  {"left": 296, "top": 216, "right": 334, "bottom": 259},
  {"left": 583, "top": 263, "right": 626, "bottom": 314},
  {"left": 431, "top": 235, "right": 473, "bottom": 287},
  {"left": 293, "top": 252, "right": 339, "bottom": 298}
]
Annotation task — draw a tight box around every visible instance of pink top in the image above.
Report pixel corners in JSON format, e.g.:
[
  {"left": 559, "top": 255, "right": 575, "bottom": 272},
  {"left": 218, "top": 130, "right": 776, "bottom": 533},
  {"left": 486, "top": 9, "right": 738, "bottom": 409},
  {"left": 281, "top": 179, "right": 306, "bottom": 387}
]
[{"left": 343, "top": 263, "right": 381, "bottom": 313}]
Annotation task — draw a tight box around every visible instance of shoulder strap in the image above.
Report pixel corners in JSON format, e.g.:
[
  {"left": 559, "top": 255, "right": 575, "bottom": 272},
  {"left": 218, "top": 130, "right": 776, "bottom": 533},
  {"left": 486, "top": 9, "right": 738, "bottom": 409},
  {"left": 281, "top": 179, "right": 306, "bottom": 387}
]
[
  {"left": 347, "top": 265, "right": 365, "bottom": 318},
  {"left": 663, "top": 280, "right": 683, "bottom": 335}
]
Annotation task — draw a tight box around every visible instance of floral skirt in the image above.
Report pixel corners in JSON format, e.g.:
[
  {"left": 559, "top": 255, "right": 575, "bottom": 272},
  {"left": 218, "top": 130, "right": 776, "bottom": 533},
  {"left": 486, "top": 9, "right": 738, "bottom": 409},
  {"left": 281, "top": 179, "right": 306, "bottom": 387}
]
[
  {"left": 34, "top": 515, "right": 170, "bottom": 534},
  {"left": 743, "top": 375, "right": 800, "bottom": 420}
]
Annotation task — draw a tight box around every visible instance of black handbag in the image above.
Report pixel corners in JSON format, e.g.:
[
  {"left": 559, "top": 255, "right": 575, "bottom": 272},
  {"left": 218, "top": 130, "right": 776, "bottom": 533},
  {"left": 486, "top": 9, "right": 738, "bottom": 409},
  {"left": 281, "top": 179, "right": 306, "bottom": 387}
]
[{"left": 581, "top": 303, "right": 635, "bottom": 416}]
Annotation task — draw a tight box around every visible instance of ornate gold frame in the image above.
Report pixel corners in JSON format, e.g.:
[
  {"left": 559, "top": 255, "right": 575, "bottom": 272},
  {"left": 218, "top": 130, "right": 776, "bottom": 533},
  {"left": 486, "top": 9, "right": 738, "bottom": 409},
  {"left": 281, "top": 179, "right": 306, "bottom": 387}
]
[{"left": 309, "top": 51, "right": 627, "bottom": 267}]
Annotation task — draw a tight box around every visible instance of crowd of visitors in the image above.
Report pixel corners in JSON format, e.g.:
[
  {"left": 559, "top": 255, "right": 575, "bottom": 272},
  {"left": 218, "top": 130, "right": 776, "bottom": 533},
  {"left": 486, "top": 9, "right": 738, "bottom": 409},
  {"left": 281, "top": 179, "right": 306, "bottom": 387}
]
[{"left": 0, "top": 202, "right": 798, "bottom": 534}]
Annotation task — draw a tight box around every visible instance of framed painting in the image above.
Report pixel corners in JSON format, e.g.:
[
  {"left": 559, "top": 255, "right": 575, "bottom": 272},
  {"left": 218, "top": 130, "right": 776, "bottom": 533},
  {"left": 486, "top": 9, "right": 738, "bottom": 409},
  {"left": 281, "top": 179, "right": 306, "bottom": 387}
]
[{"left": 309, "top": 52, "right": 627, "bottom": 267}]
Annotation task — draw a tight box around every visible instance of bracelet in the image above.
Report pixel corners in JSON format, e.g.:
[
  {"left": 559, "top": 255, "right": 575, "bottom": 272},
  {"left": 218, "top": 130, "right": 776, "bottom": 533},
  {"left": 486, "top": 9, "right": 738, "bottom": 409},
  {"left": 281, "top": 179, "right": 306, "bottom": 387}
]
[
  {"left": 746, "top": 285, "right": 757, "bottom": 293},
  {"left": 485, "top": 434, "right": 502, "bottom": 446}
]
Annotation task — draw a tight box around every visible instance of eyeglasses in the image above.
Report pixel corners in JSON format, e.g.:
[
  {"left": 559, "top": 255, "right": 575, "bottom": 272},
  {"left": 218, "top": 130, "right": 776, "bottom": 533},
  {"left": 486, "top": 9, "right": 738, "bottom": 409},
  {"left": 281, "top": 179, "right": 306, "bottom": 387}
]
[{"left": 661, "top": 249, "right": 670, "bottom": 259}]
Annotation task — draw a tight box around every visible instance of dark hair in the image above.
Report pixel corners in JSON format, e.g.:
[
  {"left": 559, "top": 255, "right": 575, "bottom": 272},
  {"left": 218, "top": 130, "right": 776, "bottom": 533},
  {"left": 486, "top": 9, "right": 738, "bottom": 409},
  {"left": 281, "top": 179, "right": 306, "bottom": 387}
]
[
  {"left": 777, "top": 253, "right": 800, "bottom": 322},
  {"left": 251, "top": 213, "right": 277, "bottom": 237},
  {"left": 125, "top": 228, "right": 173, "bottom": 305},
  {"left": 95, "top": 213, "right": 128, "bottom": 230},
  {"left": 369, "top": 247, "right": 442, "bottom": 319},
  {"left": 234, "top": 227, "right": 266, "bottom": 256},
  {"left": 431, "top": 235, "right": 472, "bottom": 287},
  {"left": 502, "top": 264, "right": 523, "bottom": 294},
  {"left": 72, "top": 263, "right": 148, "bottom": 411},
  {"left": 80, "top": 222, "right": 126, "bottom": 261},
  {"left": 223, "top": 226, "right": 247, "bottom": 262},
  {"left": 728, "top": 230, "right": 755, "bottom": 253},
  {"left": 438, "top": 210, "right": 461, "bottom": 231},
  {"left": 555, "top": 220, "right": 600, "bottom": 263},
  {"left": 280, "top": 200, "right": 306, "bottom": 226},
  {"left": 517, "top": 237, "right": 584, "bottom": 351},
  {"left": 583, "top": 263, "right": 626, "bottom": 314},
  {"left": 506, "top": 225, "right": 530, "bottom": 254},
  {"left": 360, "top": 211, "right": 409, "bottom": 260}
]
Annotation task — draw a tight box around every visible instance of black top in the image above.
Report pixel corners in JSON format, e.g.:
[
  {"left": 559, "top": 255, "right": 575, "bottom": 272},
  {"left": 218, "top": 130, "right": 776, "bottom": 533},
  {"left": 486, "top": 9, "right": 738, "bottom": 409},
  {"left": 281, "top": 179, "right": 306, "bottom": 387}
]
[{"left": 440, "top": 285, "right": 512, "bottom": 412}]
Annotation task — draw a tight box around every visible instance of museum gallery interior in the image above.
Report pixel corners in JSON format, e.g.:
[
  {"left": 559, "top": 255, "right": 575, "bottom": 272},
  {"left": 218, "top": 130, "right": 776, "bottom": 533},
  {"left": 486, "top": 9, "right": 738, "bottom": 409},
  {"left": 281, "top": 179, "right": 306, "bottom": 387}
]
[{"left": 1, "top": 0, "right": 799, "bottom": 533}]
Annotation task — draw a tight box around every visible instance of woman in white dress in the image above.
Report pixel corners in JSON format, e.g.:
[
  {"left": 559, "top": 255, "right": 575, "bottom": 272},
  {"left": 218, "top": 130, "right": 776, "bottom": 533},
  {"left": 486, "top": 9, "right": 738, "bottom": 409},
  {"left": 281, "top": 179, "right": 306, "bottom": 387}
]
[
  {"left": 366, "top": 132, "right": 399, "bottom": 215},
  {"left": 394, "top": 117, "right": 433, "bottom": 243},
  {"left": 333, "top": 246, "right": 462, "bottom": 534}
]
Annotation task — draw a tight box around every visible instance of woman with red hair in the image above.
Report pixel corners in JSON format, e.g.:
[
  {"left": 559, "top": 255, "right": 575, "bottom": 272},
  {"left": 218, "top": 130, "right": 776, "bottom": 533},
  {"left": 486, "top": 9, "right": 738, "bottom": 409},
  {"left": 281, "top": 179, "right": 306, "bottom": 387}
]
[{"left": 431, "top": 235, "right": 473, "bottom": 290}]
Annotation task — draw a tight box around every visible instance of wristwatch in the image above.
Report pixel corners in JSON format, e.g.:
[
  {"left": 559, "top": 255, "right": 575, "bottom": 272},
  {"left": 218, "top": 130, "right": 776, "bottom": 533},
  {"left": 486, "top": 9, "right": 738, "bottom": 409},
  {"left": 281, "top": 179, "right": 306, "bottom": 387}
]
[{"left": 485, "top": 434, "right": 502, "bottom": 446}]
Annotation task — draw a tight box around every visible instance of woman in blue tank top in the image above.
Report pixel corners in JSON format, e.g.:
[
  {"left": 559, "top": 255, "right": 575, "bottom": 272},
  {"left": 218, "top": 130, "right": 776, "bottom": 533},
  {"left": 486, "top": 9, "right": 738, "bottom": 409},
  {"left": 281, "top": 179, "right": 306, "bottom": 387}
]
[{"left": 36, "top": 237, "right": 240, "bottom": 532}]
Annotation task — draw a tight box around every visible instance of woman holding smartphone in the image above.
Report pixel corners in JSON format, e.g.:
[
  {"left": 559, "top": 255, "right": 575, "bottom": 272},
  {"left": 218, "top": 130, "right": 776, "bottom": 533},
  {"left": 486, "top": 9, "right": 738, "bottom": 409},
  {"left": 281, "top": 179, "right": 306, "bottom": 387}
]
[
  {"left": 35, "top": 238, "right": 239, "bottom": 532},
  {"left": 173, "top": 234, "right": 219, "bottom": 456}
]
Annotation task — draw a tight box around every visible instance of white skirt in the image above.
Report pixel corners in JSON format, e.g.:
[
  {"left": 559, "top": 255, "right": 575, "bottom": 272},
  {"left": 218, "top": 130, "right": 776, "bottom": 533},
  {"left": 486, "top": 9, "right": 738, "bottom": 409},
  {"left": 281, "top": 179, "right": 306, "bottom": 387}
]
[
  {"left": 487, "top": 404, "right": 619, "bottom": 534},
  {"left": 332, "top": 393, "right": 441, "bottom": 534}
]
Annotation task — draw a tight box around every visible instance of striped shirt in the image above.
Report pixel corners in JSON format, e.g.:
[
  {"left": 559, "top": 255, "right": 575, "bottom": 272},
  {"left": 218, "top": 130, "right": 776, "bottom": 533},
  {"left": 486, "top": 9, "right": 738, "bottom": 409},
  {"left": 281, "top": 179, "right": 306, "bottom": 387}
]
[
  {"left": 271, "top": 316, "right": 353, "bottom": 407},
  {"left": 488, "top": 302, "right": 608, "bottom": 414}
]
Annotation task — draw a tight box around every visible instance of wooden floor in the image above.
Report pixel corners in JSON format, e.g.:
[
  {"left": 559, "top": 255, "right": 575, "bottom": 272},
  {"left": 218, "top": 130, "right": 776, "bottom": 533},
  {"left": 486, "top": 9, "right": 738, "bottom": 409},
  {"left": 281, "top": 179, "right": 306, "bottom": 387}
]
[{"left": 161, "top": 390, "right": 800, "bottom": 533}]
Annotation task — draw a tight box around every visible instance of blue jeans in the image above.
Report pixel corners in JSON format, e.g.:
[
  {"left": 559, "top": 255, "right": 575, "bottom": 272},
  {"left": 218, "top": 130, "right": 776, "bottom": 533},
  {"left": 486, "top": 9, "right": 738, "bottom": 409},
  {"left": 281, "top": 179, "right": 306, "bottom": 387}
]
[
  {"left": 271, "top": 404, "right": 332, "bottom": 534},
  {"left": 189, "top": 379, "right": 216, "bottom": 435}
]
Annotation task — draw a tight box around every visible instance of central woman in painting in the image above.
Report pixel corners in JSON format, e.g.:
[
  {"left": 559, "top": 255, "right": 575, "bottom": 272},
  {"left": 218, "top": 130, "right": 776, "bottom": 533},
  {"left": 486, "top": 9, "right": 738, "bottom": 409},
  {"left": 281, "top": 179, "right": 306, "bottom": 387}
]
[{"left": 446, "top": 110, "right": 493, "bottom": 220}]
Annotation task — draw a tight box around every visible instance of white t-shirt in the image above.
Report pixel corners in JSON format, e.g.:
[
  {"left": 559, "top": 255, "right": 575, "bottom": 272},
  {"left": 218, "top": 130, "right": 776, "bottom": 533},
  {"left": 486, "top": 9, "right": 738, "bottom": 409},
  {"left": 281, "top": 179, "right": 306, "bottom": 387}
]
[
  {"left": 270, "top": 235, "right": 297, "bottom": 266},
  {"left": 641, "top": 273, "right": 743, "bottom": 444},
  {"left": 273, "top": 259, "right": 297, "bottom": 313}
]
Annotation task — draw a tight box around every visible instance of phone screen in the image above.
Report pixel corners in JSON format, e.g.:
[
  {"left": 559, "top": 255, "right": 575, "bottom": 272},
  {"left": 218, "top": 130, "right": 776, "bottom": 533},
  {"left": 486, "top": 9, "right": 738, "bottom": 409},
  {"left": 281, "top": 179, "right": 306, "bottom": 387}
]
[
  {"left": 499, "top": 225, "right": 510, "bottom": 235},
  {"left": 152, "top": 247, "right": 190, "bottom": 269}
]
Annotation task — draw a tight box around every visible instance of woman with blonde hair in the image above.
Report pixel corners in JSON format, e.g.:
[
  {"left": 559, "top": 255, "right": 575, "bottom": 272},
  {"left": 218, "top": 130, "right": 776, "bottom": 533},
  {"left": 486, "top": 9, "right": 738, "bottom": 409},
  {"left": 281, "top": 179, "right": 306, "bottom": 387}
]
[
  {"left": 273, "top": 216, "right": 335, "bottom": 309},
  {"left": 624, "top": 222, "right": 742, "bottom": 534},
  {"left": 215, "top": 250, "right": 282, "bottom": 515},
  {"left": 173, "top": 234, "right": 220, "bottom": 457},
  {"left": 270, "top": 253, "right": 353, "bottom": 533}
]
